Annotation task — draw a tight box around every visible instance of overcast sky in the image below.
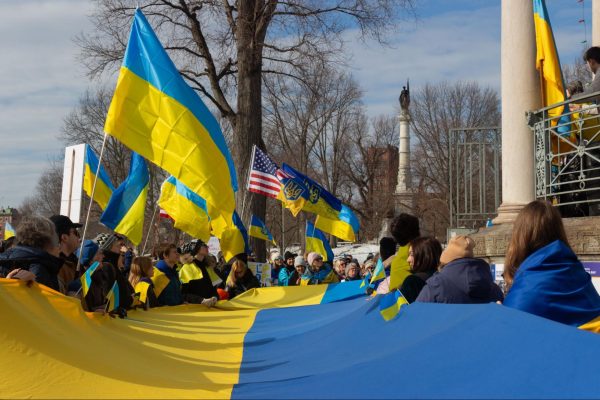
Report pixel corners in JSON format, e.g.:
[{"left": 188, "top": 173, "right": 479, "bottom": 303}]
[{"left": 0, "top": 0, "right": 592, "bottom": 207}]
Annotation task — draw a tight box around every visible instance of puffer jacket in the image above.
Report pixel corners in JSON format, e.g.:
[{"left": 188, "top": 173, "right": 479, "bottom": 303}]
[{"left": 0, "top": 245, "right": 63, "bottom": 291}]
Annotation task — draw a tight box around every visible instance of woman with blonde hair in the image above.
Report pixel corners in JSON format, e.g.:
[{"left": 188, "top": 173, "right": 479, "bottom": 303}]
[
  {"left": 225, "top": 258, "right": 260, "bottom": 299},
  {"left": 503, "top": 200, "right": 600, "bottom": 330},
  {"left": 128, "top": 256, "right": 158, "bottom": 309}
]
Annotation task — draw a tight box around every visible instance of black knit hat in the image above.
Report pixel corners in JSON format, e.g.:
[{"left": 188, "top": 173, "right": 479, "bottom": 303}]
[
  {"left": 94, "top": 233, "right": 118, "bottom": 252},
  {"left": 284, "top": 251, "right": 296, "bottom": 261}
]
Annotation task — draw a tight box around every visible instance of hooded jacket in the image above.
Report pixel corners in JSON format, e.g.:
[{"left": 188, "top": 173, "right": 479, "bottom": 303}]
[
  {"left": 0, "top": 245, "right": 63, "bottom": 291},
  {"left": 504, "top": 240, "right": 600, "bottom": 328},
  {"left": 300, "top": 263, "right": 339, "bottom": 285},
  {"left": 415, "top": 258, "right": 503, "bottom": 304}
]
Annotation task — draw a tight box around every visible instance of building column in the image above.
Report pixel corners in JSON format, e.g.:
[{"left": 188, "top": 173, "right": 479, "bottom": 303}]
[
  {"left": 395, "top": 110, "right": 410, "bottom": 194},
  {"left": 594, "top": 0, "right": 600, "bottom": 46},
  {"left": 494, "top": 0, "right": 541, "bottom": 224}
]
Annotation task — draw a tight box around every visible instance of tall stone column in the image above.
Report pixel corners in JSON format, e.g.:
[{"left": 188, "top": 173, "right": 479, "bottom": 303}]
[
  {"left": 594, "top": 0, "right": 600, "bottom": 46},
  {"left": 493, "top": 0, "right": 541, "bottom": 224},
  {"left": 395, "top": 109, "right": 410, "bottom": 194}
]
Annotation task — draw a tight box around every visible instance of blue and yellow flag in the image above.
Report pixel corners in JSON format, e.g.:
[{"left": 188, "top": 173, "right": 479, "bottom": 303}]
[
  {"left": 83, "top": 145, "right": 115, "bottom": 210},
  {"left": 533, "top": 0, "right": 570, "bottom": 136},
  {"left": 282, "top": 164, "right": 359, "bottom": 241},
  {"left": 370, "top": 258, "right": 386, "bottom": 285},
  {"left": 100, "top": 152, "right": 149, "bottom": 245},
  {"left": 248, "top": 215, "right": 275, "bottom": 245},
  {"left": 158, "top": 176, "right": 211, "bottom": 242},
  {"left": 3, "top": 222, "right": 15, "bottom": 240},
  {"left": 106, "top": 280, "right": 120, "bottom": 312},
  {"left": 379, "top": 290, "right": 408, "bottom": 322},
  {"left": 79, "top": 261, "right": 100, "bottom": 298},
  {"left": 104, "top": 9, "right": 237, "bottom": 227},
  {"left": 217, "top": 211, "right": 250, "bottom": 262},
  {"left": 305, "top": 221, "right": 334, "bottom": 263},
  {"left": 315, "top": 204, "right": 360, "bottom": 242}
]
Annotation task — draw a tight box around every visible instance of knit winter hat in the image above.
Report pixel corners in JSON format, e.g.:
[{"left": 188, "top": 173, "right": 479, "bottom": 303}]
[
  {"left": 294, "top": 255, "right": 306, "bottom": 267},
  {"left": 307, "top": 252, "right": 322, "bottom": 266},
  {"left": 440, "top": 235, "right": 475, "bottom": 265},
  {"left": 94, "top": 233, "right": 117, "bottom": 252},
  {"left": 284, "top": 251, "right": 296, "bottom": 261}
]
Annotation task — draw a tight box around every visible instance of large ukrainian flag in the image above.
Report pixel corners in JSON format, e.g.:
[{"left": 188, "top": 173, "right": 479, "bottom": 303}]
[
  {"left": 3, "top": 278, "right": 600, "bottom": 399},
  {"left": 533, "top": 0, "right": 570, "bottom": 135},
  {"left": 217, "top": 211, "right": 250, "bottom": 262},
  {"left": 158, "top": 176, "right": 211, "bottom": 242},
  {"left": 248, "top": 215, "right": 275, "bottom": 245},
  {"left": 83, "top": 144, "right": 115, "bottom": 210},
  {"left": 104, "top": 9, "right": 237, "bottom": 226},
  {"left": 305, "top": 220, "right": 334, "bottom": 262},
  {"left": 100, "top": 152, "right": 149, "bottom": 245}
]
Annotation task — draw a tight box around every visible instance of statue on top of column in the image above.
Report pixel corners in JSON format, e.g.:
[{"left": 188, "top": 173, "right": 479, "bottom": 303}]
[{"left": 399, "top": 79, "right": 410, "bottom": 112}]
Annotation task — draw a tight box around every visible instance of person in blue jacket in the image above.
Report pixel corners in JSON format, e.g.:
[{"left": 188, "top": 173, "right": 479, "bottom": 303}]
[
  {"left": 154, "top": 243, "right": 183, "bottom": 306},
  {"left": 503, "top": 200, "right": 600, "bottom": 329},
  {"left": 416, "top": 235, "right": 503, "bottom": 304}
]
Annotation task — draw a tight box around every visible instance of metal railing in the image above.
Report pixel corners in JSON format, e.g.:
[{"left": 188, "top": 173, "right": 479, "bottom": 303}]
[
  {"left": 449, "top": 127, "right": 501, "bottom": 229},
  {"left": 529, "top": 90, "right": 600, "bottom": 216}
]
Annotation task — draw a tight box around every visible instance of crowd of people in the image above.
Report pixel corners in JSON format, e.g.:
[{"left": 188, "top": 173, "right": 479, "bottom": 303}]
[{"left": 0, "top": 200, "right": 599, "bottom": 331}]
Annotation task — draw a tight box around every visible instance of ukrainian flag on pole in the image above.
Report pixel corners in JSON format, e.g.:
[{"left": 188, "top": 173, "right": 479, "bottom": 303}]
[
  {"left": 104, "top": 9, "right": 237, "bottom": 226},
  {"left": 158, "top": 176, "right": 211, "bottom": 242},
  {"left": 83, "top": 145, "right": 115, "bottom": 210},
  {"left": 79, "top": 261, "right": 100, "bottom": 298},
  {"left": 282, "top": 164, "right": 359, "bottom": 242},
  {"left": 3, "top": 222, "right": 15, "bottom": 240},
  {"left": 379, "top": 290, "right": 408, "bottom": 322},
  {"left": 305, "top": 221, "right": 334, "bottom": 263},
  {"left": 100, "top": 152, "right": 149, "bottom": 245},
  {"left": 218, "top": 211, "right": 250, "bottom": 262},
  {"left": 248, "top": 215, "right": 276, "bottom": 245},
  {"left": 533, "top": 0, "right": 570, "bottom": 136}
]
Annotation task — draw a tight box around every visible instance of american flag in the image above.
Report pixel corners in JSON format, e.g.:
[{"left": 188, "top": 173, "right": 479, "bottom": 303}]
[{"left": 248, "top": 146, "right": 282, "bottom": 198}]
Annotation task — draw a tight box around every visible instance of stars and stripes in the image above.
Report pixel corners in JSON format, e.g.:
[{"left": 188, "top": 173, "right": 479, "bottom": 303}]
[{"left": 248, "top": 146, "right": 282, "bottom": 198}]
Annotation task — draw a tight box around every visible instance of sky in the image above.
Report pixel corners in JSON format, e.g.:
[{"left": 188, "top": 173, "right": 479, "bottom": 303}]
[{"left": 0, "top": 0, "right": 593, "bottom": 207}]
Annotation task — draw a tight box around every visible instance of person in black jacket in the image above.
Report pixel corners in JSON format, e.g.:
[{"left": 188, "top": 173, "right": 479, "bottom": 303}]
[
  {"left": 179, "top": 240, "right": 219, "bottom": 306},
  {"left": 0, "top": 216, "right": 63, "bottom": 291},
  {"left": 400, "top": 237, "right": 442, "bottom": 303},
  {"left": 416, "top": 236, "right": 503, "bottom": 304},
  {"left": 225, "top": 258, "right": 260, "bottom": 299}
]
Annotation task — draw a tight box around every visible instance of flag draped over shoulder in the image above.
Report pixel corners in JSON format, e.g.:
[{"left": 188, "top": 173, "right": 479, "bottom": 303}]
[
  {"left": 282, "top": 164, "right": 359, "bottom": 241},
  {"left": 248, "top": 215, "right": 275, "bottom": 245},
  {"left": 158, "top": 176, "right": 211, "bottom": 242},
  {"left": 104, "top": 9, "right": 237, "bottom": 227},
  {"left": 216, "top": 211, "right": 250, "bottom": 262},
  {"left": 533, "top": 0, "right": 570, "bottom": 135},
  {"left": 100, "top": 152, "right": 149, "bottom": 245},
  {"left": 3, "top": 223, "right": 15, "bottom": 240},
  {"left": 83, "top": 145, "right": 115, "bottom": 210},
  {"left": 305, "top": 221, "right": 334, "bottom": 262}
]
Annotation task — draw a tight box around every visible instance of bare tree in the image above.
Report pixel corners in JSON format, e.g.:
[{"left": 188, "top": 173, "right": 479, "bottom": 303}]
[
  {"left": 563, "top": 56, "right": 592, "bottom": 88},
  {"left": 78, "top": 0, "right": 415, "bottom": 259},
  {"left": 410, "top": 81, "right": 500, "bottom": 238},
  {"left": 345, "top": 114, "right": 397, "bottom": 240},
  {"left": 19, "top": 159, "right": 63, "bottom": 217}
]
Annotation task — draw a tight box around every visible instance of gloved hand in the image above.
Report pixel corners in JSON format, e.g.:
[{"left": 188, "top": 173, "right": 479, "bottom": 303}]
[{"left": 201, "top": 296, "right": 218, "bottom": 307}]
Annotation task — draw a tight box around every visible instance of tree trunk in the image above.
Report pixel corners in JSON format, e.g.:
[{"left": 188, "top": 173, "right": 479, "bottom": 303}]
[{"left": 235, "top": 0, "right": 267, "bottom": 261}]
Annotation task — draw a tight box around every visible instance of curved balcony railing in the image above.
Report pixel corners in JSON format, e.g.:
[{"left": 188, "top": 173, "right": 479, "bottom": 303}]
[{"left": 529, "top": 90, "right": 600, "bottom": 216}]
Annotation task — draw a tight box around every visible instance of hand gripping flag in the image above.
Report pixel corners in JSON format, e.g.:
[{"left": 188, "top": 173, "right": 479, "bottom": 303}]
[
  {"left": 533, "top": 0, "right": 571, "bottom": 137},
  {"left": 83, "top": 145, "right": 115, "bottom": 210},
  {"left": 248, "top": 215, "right": 276, "bottom": 245},
  {"left": 305, "top": 221, "right": 334, "bottom": 263},
  {"left": 100, "top": 152, "right": 149, "bottom": 245},
  {"left": 3, "top": 222, "right": 15, "bottom": 240},
  {"left": 104, "top": 9, "right": 237, "bottom": 227},
  {"left": 379, "top": 290, "right": 409, "bottom": 322},
  {"left": 158, "top": 176, "right": 211, "bottom": 242}
]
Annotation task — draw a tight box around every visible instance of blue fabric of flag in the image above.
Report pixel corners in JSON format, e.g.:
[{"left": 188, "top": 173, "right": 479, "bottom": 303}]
[
  {"left": 305, "top": 221, "right": 334, "bottom": 262},
  {"left": 504, "top": 240, "right": 600, "bottom": 327}
]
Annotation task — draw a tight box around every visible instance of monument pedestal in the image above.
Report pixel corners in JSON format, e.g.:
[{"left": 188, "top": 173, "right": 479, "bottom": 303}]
[{"left": 472, "top": 216, "right": 600, "bottom": 263}]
